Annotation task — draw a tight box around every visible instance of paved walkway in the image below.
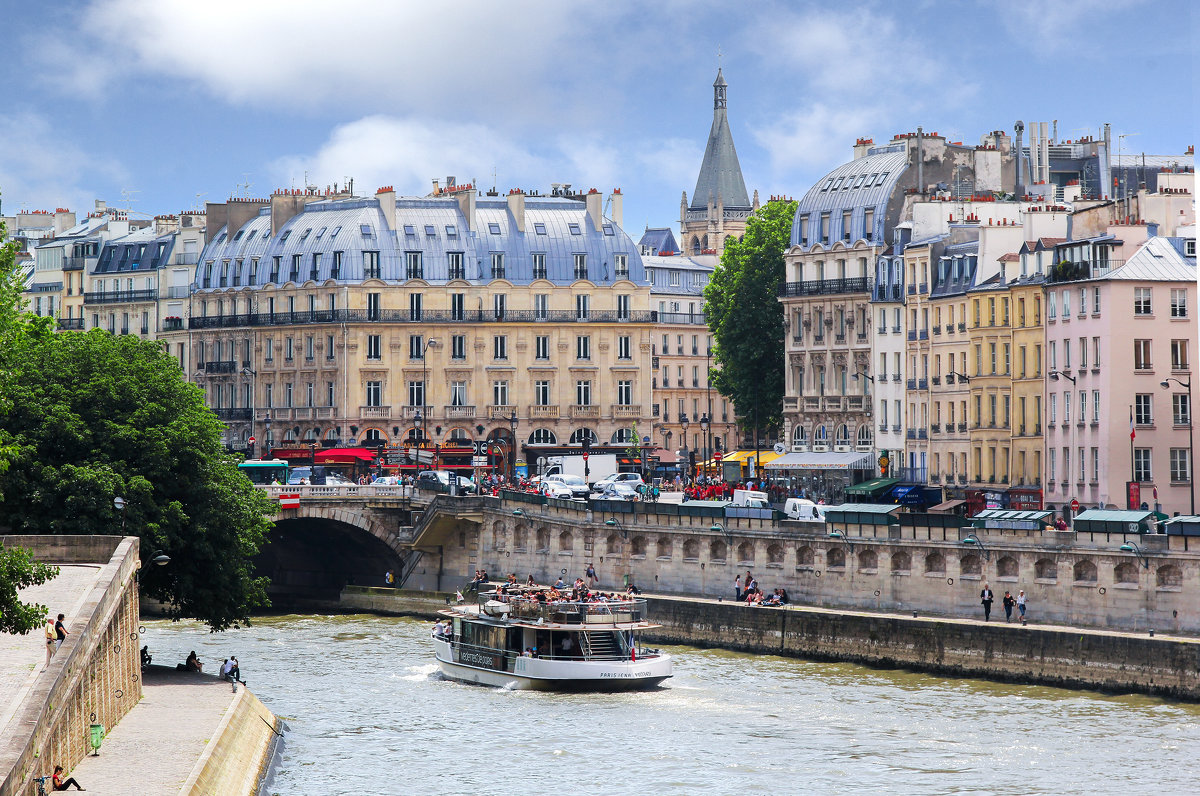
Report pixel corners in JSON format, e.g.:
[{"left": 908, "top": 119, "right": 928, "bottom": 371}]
[
  {"left": 61, "top": 666, "right": 238, "bottom": 794},
  {"left": 0, "top": 565, "right": 102, "bottom": 739}
]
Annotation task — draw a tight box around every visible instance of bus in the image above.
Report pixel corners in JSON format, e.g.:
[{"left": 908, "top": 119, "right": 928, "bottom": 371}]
[{"left": 238, "top": 459, "right": 290, "bottom": 485}]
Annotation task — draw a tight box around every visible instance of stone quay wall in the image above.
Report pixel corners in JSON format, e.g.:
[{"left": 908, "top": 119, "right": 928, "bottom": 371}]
[
  {"left": 179, "top": 688, "right": 283, "bottom": 796},
  {"left": 419, "top": 499, "right": 1200, "bottom": 635},
  {"left": 1, "top": 536, "right": 142, "bottom": 796},
  {"left": 337, "top": 588, "right": 1200, "bottom": 700}
]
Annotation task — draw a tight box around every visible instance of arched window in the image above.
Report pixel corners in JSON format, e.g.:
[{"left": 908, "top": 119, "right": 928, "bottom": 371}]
[
  {"left": 404, "top": 427, "right": 422, "bottom": 444},
  {"left": 793, "top": 425, "right": 808, "bottom": 446},
  {"left": 631, "top": 536, "right": 647, "bottom": 557},
  {"left": 491, "top": 520, "right": 506, "bottom": 551},
  {"left": 767, "top": 544, "right": 784, "bottom": 565},
  {"left": 304, "top": 428, "right": 318, "bottom": 441},
  {"left": 513, "top": 524, "right": 528, "bottom": 550},
  {"left": 528, "top": 428, "right": 557, "bottom": 445},
  {"left": 924, "top": 551, "right": 945, "bottom": 575},
  {"left": 569, "top": 428, "right": 598, "bottom": 445},
  {"left": 826, "top": 548, "right": 846, "bottom": 569},
  {"left": 323, "top": 428, "right": 339, "bottom": 443},
  {"left": 858, "top": 549, "right": 878, "bottom": 571},
  {"left": 535, "top": 527, "right": 550, "bottom": 552},
  {"left": 835, "top": 424, "right": 851, "bottom": 446},
  {"left": 856, "top": 424, "right": 873, "bottom": 448},
  {"left": 656, "top": 537, "right": 672, "bottom": 559},
  {"left": 996, "top": 556, "right": 1019, "bottom": 579},
  {"left": 446, "top": 427, "right": 472, "bottom": 443},
  {"left": 814, "top": 425, "right": 828, "bottom": 443},
  {"left": 1034, "top": 558, "right": 1057, "bottom": 581},
  {"left": 737, "top": 541, "right": 755, "bottom": 564},
  {"left": 702, "top": 233, "right": 709, "bottom": 251},
  {"left": 558, "top": 530, "right": 573, "bottom": 553},
  {"left": 683, "top": 539, "right": 700, "bottom": 561},
  {"left": 960, "top": 554, "right": 982, "bottom": 577},
  {"left": 691, "top": 236, "right": 701, "bottom": 256},
  {"left": 282, "top": 428, "right": 296, "bottom": 443},
  {"left": 797, "top": 546, "right": 815, "bottom": 567},
  {"left": 605, "top": 533, "right": 621, "bottom": 554},
  {"left": 611, "top": 428, "right": 634, "bottom": 444},
  {"left": 891, "top": 551, "right": 911, "bottom": 573},
  {"left": 1156, "top": 565, "right": 1182, "bottom": 590},
  {"left": 1072, "top": 559, "right": 1097, "bottom": 583},
  {"left": 709, "top": 540, "right": 727, "bottom": 562},
  {"left": 1114, "top": 562, "right": 1139, "bottom": 586},
  {"left": 361, "top": 428, "right": 385, "bottom": 447}
]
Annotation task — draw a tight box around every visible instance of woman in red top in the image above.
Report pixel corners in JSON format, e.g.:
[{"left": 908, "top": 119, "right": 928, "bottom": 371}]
[{"left": 52, "top": 765, "right": 85, "bottom": 791}]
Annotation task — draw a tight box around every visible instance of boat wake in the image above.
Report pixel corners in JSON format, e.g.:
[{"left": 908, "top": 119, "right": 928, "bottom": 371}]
[{"left": 398, "top": 663, "right": 439, "bottom": 682}]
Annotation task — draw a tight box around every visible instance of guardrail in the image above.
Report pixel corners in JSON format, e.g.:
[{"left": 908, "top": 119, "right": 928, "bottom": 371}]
[{"left": 258, "top": 484, "right": 417, "bottom": 498}]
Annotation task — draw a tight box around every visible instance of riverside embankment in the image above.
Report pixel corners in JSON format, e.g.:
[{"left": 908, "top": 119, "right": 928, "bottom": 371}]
[{"left": 341, "top": 585, "right": 1200, "bottom": 700}]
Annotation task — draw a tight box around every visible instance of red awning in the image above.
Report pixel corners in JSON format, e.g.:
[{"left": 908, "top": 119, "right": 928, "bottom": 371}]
[{"left": 315, "top": 447, "right": 377, "bottom": 464}]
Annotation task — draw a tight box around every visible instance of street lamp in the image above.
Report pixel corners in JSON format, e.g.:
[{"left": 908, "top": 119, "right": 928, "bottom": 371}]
[
  {"left": 263, "top": 413, "right": 272, "bottom": 457},
  {"left": 604, "top": 517, "right": 628, "bottom": 540},
  {"left": 1049, "top": 370, "right": 1076, "bottom": 385},
  {"left": 242, "top": 366, "right": 257, "bottom": 456},
  {"left": 113, "top": 496, "right": 127, "bottom": 534},
  {"left": 1119, "top": 541, "right": 1150, "bottom": 569},
  {"left": 1162, "top": 377, "right": 1195, "bottom": 515},
  {"left": 709, "top": 521, "right": 732, "bottom": 546},
  {"left": 507, "top": 410, "right": 519, "bottom": 482},
  {"left": 680, "top": 413, "right": 691, "bottom": 483},
  {"left": 961, "top": 533, "right": 991, "bottom": 561},
  {"left": 828, "top": 529, "right": 857, "bottom": 554},
  {"left": 699, "top": 413, "right": 710, "bottom": 480},
  {"left": 419, "top": 337, "right": 439, "bottom": 447},
  {"left": 705, "top": 345, "right": 713, "bottom": 469}
]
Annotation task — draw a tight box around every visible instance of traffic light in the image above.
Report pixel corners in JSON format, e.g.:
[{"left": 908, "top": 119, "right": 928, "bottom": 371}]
[{"left": 582, "top": 436, "right": 591, "bottom": 454}]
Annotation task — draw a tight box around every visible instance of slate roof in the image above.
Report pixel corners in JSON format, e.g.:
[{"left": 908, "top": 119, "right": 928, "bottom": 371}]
[
  {"left": 790, "top": 149, "right": 910, "bottom": 247},
  {"left": 691, "top": 69, "right": 750, "bottom": 210},
  {"left": 639, "top": 227, "right": 679, "bottom": 255},
  {"left": 1102, "top": 235, "right": 1196, "bottom": 281}
]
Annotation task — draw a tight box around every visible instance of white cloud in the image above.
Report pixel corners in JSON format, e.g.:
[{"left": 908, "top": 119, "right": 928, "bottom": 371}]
[
  {"left": 752, "top": 103, "right": 882, "bottom": 175},
  {"left": 0, "top": 112, "right": 127, "bottom": 217}
]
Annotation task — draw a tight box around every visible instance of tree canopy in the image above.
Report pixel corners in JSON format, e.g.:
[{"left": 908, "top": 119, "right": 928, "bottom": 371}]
[
  {"left": 0, "top": 545, "right": 59, "bottom": 634},
  {"left": 704, "top": 198, "right": 797, "bottom": 437},
  {"left": 0, "top": 219, "right": 274, "bottom": 631}
]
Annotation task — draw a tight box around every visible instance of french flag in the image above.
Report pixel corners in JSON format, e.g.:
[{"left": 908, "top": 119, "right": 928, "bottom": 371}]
[{"left": 1130, "top": 406, "right": 1136, "bottom": 441}]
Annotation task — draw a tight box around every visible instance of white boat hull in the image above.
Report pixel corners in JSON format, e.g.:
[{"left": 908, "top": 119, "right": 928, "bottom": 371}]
[{"left": 433, "top": 639, "right": 671, "bottom": 691}]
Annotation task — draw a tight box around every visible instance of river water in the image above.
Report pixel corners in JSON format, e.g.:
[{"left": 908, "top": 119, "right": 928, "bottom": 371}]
[{"left": 146, "top": 615, "right": 1198, "bottom": 796}]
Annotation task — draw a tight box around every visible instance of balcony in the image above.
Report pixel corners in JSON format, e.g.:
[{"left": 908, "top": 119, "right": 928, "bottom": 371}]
[
  {"left": 161, "top": 317, "right": 184, "bottom": 332},
  {"left": 918, "top": 378, "right": 928, "bottom": 390},
  {"left": 444, "top": 405, "right": 476, "bottom": 419},
  {"left": 359, "top": 406, "right": 392, "bottom": 418},
  {"left": 879, "top": 423, "right": 888, "bottom": 433},
  {"left": 906, "top": 428, "right": 917, "bottom": 440},
  {"left": 57, "top": 318, "right": 84, "bottom": 331},
  {"left": 958, "top": 474, "right": 968, "bottom": 484},
  {"left": 958, "top": 323, "right": 966, "bottom": 332},
  {"left": 779, "top": 277, "right": 869, "bottom": 297},
  {"left": 891, "top": 424, "right": 902, "bottom": 433},
  {"left": 906, "top": 379, "right": 917, "bottom": 389},
  {"left": 932, "top": 376, "right": 941, "bottom": 386},
  {"left": 570, "top": 404, "right": 600, "bottom": 419},
  {"left": 488, "top": 405, "right": 516, "bottom": 420},
  {"left": 892, "top": 325, "right": 900, "bottom": 334},
  {"left": 658, "top": 312, "right": 707, "bottom": 325},
  {"left": 932, "top": 325, "right": 942, "bottom": 335},
  {"left": 891, "top": 374, "right": 902, "bottom": 383},
  {"left": 85, "top": 289, "right": 157, "bottom": 305},
  {"left": 931, "top": 423, "right": 941, "bottom": 433},
  {"left": 846, "top": 395, "right": 866, "bottom": 411},
  {"left": 201, "top": 361, "right": 237, "bottom": 374},
  {"left": 957, "top": 422, "right": 967, "bottom": 432},
  {"left": 872, "top": 284, "right": 903, "bottom": 302},
  {"left": 783, "top": 396, "right": 799, "bottom": 410},
  {"left": 292, "top": 408, "right": 313, "bottom": 420},
  {"left": 907, "top": 330, "right": 917, "bottom": 341},
  {"left": 812, "top": 334, "right": 826, "bottom": 344},
  {"left": 613, "top": 404, "right": 642, "bottom": 419},
  {"left": 918, "top": 329, "right": 929, "bottom": 340},
  {"left": 189, "top": 307, "right": 658, "bottom": 330},
  {"left": 803, "top": 396, "right": 821, "bottom": 411},
  {"left": 174, "top": 252, "right": 200, "bottom": 265},
  {"left": 62, "top": 255, "right": 94, "bottom": 271},
  {"left": 530, "top": 405, "right": 560, "bottom": 419},
  {"left": 918, "top": 429, "right": 927, "bottom": 439},
  {"left": 877, "top": 326, "right": 887, "bottom": 335},
  {"left": 167, "top": 286, "right": 190, "bottom": 299},
  {"left": 824, "top": 396, "right": 843, "bottom": 411},
  {"left": 213, "top": 408, "right": 252, "bottom": 422},
  {"left": 315, "top": 407, "right": 336, "bottom": 418},
  {"left": 834, "top": 334, "right": 846, "bottom": 345}
]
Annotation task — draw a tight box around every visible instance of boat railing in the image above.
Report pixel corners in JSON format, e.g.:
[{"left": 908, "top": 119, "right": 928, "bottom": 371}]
[{"left": 482, "top": 593, "right": 647, "bottom": 626}]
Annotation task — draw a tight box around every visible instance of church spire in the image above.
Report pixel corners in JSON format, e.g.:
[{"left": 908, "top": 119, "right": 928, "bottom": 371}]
[{"left": 691, "top": 69, "right": 749, "bottom": 210}]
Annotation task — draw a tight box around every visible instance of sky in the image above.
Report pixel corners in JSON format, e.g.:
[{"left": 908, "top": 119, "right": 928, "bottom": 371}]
[{"left": 0, "top": 0, "right": 1194, "bottom": 236}]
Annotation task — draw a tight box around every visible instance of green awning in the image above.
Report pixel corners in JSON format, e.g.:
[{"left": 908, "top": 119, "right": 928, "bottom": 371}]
[{"left": 845, "top": 477, "right": 899, "bottom": 496}]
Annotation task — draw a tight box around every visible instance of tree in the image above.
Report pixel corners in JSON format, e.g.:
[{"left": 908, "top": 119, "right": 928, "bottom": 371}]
[
  {"left": 704, "top": 198, "right": 797, "bottom": 443},
  {"left": 0, "top": 224, "right": 275, "bottom": 631},
  {"left": 0, "top": 545, "right": 59, "bottom": 634}
]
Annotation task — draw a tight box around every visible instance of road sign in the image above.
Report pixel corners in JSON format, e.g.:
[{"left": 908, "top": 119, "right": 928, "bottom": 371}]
[
  {"left": 473, "top": 441, "right": 487, "bottom": 455},
  {"left": 1070, "top": 498, "right": 1080, "bottom": 512},
  {"left": 714, "top": 451, "right": 722, "bottom": 462},
  {"left": 472, "top": 456, "right": 488, "bottom": 467},
  {"left": 248, "top": 436, "right": 256, "bottom": 445},
  {"left": 582, "top": 452, "right": 589, "bottom": 461},
  {"left": 278, "top": 493, "right": 300, "bottom": 509}
]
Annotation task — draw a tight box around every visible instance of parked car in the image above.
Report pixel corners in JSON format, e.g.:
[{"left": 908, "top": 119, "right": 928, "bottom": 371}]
[
  {"left": 596, "top": 482, "right": 640, "bottom": 501},
  {"left": 544, "top": 474, "right": 590, "bottom": 499}
]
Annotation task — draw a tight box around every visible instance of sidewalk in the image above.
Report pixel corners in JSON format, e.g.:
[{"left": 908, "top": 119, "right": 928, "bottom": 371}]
[{"left": 61, "top": 667, "right": 238, "bottom": 794}]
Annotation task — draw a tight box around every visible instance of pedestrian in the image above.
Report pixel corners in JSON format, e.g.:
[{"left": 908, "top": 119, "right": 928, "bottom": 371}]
[
  {"left": 980, "top": 583, "right": 994, "bottom": 621},
  {"left": 43, "top": 615, "right": 56, "bottom": 668},
  {"left": 1002, "top": 591, "right": 1015, "bottom": 622},
  {"left": 734, "top": 574, "right": 743, "bottom": 602},
  {"left": 384, "top": 570, "right": 394, "bottom": 586},
  {"left": 1016, "top": 590, "right": 1027, "bottom": 621},
  {"left": 586, "top": 563, "right": 598, "bottom": 588},
  {"left": 54, "top": 613, "right": 68, "bottom": 651}
]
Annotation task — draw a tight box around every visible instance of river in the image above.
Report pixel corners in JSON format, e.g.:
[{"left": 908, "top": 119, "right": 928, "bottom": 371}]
[{"left": 146, "top": 615, "right": 1199, "bottom": 795}]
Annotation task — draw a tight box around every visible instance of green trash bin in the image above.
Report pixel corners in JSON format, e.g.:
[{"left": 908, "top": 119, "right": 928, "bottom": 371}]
[{"left": 89, "top": 723, "right": 104, "bottom": 755}]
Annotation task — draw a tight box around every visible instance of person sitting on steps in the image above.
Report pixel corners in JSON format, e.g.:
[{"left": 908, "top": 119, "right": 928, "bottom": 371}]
[{"left": 52, "top": 765, "right": 85, "bottom": 791}]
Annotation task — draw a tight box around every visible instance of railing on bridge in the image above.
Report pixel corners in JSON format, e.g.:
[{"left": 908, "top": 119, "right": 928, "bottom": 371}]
[{"left": 258, "top": 484, "right": 417, "bottom": 499}]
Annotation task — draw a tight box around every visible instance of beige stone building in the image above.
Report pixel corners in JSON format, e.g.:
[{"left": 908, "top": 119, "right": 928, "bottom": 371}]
[{"left": 165, "top": 186, "right": 653, "bottom": 471}]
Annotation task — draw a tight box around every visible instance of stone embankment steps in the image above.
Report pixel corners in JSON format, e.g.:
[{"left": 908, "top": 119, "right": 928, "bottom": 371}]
[{"left": 340, "top": 586, "right": 1200, "bottom": 700}]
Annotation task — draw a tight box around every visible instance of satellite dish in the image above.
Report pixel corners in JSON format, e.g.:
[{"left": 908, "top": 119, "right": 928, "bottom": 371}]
[{"left": 773, "top": 443, "right": 787, "bottom": 455}]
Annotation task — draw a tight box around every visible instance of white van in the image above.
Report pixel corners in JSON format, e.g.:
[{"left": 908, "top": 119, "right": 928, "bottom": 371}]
[
  {"left": 731, "top": 489, "right": 770, "bottom": 509},
  {"left": 784, "top": 498, "right": 826, "bottom": 522}
]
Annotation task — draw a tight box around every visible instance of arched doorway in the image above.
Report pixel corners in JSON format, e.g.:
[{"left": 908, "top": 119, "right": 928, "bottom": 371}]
[{"left": 486, "top": 427, "right": 518, "bottom": 479}]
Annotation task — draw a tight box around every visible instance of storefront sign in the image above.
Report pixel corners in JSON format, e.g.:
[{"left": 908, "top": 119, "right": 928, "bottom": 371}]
[{"left": 1126, "top": 481, "right": 1141, "bottom": 510}]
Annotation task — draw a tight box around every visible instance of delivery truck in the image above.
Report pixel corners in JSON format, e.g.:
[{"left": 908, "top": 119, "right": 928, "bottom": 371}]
[{"left": 543, "top": 454, "right": 618, "bottom": 485}]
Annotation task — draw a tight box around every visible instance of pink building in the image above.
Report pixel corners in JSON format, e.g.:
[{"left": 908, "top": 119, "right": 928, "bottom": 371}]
[{"left": 1044, "top": 234, "right": 1196, "bottom": 517}]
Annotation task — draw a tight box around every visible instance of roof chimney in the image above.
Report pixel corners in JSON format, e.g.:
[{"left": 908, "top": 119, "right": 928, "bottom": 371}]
[
  {"left": 375, "top": 186, "right": 396, "bottom": 231},
  {"left": 610, "top": 189, "right": 623, "bottom": 229},
  {"left": 506, "top": 190, "right": 525, "bottom": 233},
  {"left": 456, "top": 189, "right": 476, "bottom": 233},
  {"left": 585, "top": 190, "right": 603, "bottom": 231}
]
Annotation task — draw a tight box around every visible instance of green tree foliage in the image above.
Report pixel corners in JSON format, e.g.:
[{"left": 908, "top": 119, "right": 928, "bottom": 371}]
[
  {"left": 0, "top": 223, "right": 275, "bottom": 631},
  {"left": 704, "top": 198, "right": 797, "bottom": 435},
  {"left": 0, "top": 545, "right": 59, "bottom": 634}
]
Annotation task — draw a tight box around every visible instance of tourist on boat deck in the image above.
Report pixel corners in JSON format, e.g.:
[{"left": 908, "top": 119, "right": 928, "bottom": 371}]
[
  {"left": 526, "top": 574, "right": 536, "bottom": 586},
  {"left": 433, "top": 621, "right": 445, "bottom": 639},
  {"left": 554, "top": 576, "right": 567, "bottom": 589},
  {"left": 522, "top": 648, "right": 533, "bottom": 657}
]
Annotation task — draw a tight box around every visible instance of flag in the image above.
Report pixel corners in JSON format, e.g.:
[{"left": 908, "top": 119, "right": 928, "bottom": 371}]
[{"left": 1130, "top": 406, "right": 1135, "bottom": 441}]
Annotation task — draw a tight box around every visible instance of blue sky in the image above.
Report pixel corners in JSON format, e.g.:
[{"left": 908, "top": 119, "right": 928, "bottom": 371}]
[{"left": 1, "top": 0, "right": 1193, "bottom": 236}]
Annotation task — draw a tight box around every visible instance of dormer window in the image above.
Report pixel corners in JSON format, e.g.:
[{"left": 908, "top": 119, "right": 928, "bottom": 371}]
[
  {"left": 316, "top": 227, "right": 326, "bottom": 239},
  {"left": 445, "top": 225, "right": 458, "bottom": 238},
  {"left": 403, "top": 225, "right": 417, "bottom": 236},
  {"left": 424, "top": 225, "right": 437, "bottom": 236},
  {"left": 534, "top": 222, "right": 547, "bottom": 235},
  {"left": 602, "top": 224, "right": 614, "bottom": 235},
  {"left": 488, "top": 222, "right": 502, "bottom": 235},
  {"left": 568, "top": 223, "right": 581, "bottom": 235},
  {"left": 360, "top": 224, "right": 374, "bottom": 237}
]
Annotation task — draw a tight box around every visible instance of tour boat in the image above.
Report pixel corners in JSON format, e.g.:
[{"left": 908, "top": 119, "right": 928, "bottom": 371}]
[{"left": 432, "top": 588, "right": 672, "bottom": 691}]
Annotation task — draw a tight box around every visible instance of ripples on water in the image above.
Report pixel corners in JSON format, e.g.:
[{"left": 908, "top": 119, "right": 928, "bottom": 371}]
[{"left": 145, "top": 614, "right": 1200, "bottom": 796}]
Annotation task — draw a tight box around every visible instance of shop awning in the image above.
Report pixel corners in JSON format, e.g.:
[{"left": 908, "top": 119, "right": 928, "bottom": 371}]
[
  {"left": 928, "top": 499, "right": 966, "bottom": 513},
  {"left": 764, "top": 451, "right": 873, "bottom": 470},
  {"left": 315, "top": 447, "right": 377, "bottom": 464},
  {"left": 888, "top": 484, "right": 927, "bottom": 505},
  {"left": 1073, "top": 509, "right": 1156, "bottom": 533},
  {"left": 717, "top": 450, "right": 781, "bottom": 465},
  {"left": 656, "top": 449, "right": 680, "bottom": 464},
  {"left": 845, "top": 476, "right": 899, "bottom": 496}
]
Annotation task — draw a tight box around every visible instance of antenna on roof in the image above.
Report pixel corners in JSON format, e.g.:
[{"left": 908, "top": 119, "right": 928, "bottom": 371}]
[
  {"left": 120, "top": 188, "right": 140, "bottom": 211},
  {"left": 238, "top": 174, "right": 253, "bottom": 198},
  {"left": 194, "top": 192, "right": 207, "bottom": 211},
  {"left": 491, "top": 165, "right": 497, "bottom": 193}
]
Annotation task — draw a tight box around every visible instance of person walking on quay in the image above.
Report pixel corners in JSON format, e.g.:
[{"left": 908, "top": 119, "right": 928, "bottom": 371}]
[
  {"left": 1016, "top": 590, "right": 1027, "bottom": 622},
  {"left": 980, "top": 584, "right": 995, "bottom": 621},
  {"left": 1002, "top": 591, "right": 1015, "bottom": 622},
  {"left": 734, "top": 574, "right": 743, "bottom": 602},
  {"left": 586, "top": 563, "right": 599, "bottom": 589},
  {"left": 43, "top": 615, "right": 56, "bottom": 668}
]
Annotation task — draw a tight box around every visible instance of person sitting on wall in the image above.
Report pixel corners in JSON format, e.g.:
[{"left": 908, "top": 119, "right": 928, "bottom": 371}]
[
  {"left": 51, "top": 765, "right": 85, "bottom": 791},
  {"left": 184, "top": 651, "right": 203, "bottom": 672}
]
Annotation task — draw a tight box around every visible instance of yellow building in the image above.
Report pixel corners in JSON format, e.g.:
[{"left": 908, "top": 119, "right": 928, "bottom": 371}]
[
  {"left": 966, "top": 275, "right": 1014, "bottom": 510},
  {"left": 1007, "top": 252, "right": 1045, "bottom": 509}
]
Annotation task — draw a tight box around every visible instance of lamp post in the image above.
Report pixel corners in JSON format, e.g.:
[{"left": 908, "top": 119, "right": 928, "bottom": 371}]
[
  {"left": 1162, "top": 377, "right": 1195, "bottom": 515},
  {"left": 263, "top": 413, "right": 272, "bottom": 458},
  {"left": 113, "top": 496, "right": 127, "bottom": 534},
  {"left": 507, "top": 409, "right": 519, "bottom": 482},
  {"left": 699, "top": 413, "right": 710, "bottom": 481},
  {"left": 242, "top": 366, "right": 257, "bottom": 457},
  {"left": 1119, "top": 541, "right": 1150, "bottom": 569},
  {"left": 705, "top": 345, "right": 713, "bottom": 468},
  {"left": 961, "top": 532, "right": 991, "bottom": 561},
  {"left": 828, "top": 529, "right": 857, "bottom": 554},
  {"left": 419, "top": 337, "right": 439, "bottom": 449},
  {"left": 680, "top": 413, "right": 690, "bottom": 483}
]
